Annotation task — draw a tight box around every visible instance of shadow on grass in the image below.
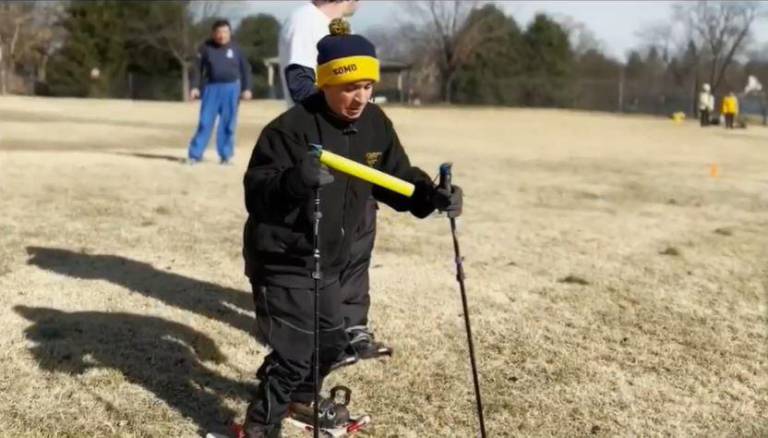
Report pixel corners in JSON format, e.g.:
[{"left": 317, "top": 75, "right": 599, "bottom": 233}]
[
  {"left": 26, "top": 247, "right": 254, "bottom": 335},
  {"left": 14, "top": 305, "right": 252, "bottom": 435},
  {"left": 0, "top": 109, "right": 187, "bottom": 130},
  {"left": 113, "top": 152, "right": 187, "bottom": 163}
]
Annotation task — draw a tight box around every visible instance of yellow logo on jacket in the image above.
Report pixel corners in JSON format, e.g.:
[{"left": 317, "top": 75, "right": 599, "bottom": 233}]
[{"left": 365, "top": 152, "right": 382, "bottom": 167}]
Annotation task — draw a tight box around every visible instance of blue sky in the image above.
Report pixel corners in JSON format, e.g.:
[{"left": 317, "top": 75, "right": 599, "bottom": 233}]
[{"left": 238, "top": 1, "right": 767, "bottom": 61}]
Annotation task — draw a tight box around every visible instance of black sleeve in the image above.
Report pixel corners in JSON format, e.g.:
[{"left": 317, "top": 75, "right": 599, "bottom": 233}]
[
  {"left": 190, "top": 45, "right": 206, "bottom": 90},
  {"left": 243, "top": 126, "right": 304, "bottom": 217},
  {"left": 284, "top": 64, "right": 317, "bottom": 104},
  {"left": 238, "top": 46, "right": 253, "bottom": 92},
  {"left": 372, "top": 117, "right": 437, "bottom": 218}
]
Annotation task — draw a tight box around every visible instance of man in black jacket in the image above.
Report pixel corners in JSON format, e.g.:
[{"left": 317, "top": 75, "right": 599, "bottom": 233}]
[
  {"left": 279, "top": 3, "right": 390, "bottom": 364},
  {"left": 241, "top": 25, "right": 462, "bottom": 437}
]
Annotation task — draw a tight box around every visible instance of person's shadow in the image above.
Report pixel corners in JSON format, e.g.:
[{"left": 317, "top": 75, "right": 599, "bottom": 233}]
[
  {"left": 112, "top": 151, "right": 188, "bottom": 163},
  {"left": 26, "top": 247, "right": 254, "bottom": 334},
  {"left": 15, "top": 306, "right": 254, "bottom": 435}
]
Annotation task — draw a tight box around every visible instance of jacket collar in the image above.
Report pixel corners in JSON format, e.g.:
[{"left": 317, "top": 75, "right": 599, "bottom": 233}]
[
  {"left": 316, "top": 93, "right": 359, "bottom": 134},
  {"left": 206, "top": 39, "right": 231, "bottom": 49}
]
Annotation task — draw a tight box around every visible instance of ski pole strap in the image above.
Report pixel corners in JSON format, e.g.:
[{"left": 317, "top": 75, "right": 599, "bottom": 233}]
[{"left": 309, "top": 144, "right": 415, "bottom": 197}]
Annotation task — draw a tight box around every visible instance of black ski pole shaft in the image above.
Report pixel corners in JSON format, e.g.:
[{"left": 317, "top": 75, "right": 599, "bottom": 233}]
[
  {"left": 439, "top": 163, "right": 487, "bottom": 438},
  {"left": 312, "top": 186, "right": 322, "bottom": 438}
]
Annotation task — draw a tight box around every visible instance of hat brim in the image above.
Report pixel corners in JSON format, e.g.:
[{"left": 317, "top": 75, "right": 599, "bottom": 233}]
[{"left": 317, "top": 56, "right": 380, "bottom": 88}]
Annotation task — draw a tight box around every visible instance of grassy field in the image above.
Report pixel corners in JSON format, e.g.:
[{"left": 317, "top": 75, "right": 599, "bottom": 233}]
[{"left": 0, "top": 96, "right": 766, "bottom": 437}]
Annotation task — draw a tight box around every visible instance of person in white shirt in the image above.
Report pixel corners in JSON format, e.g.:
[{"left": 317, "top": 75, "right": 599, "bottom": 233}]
[
  {"left": 278, "top": 1, "right": 394, "bottom": 369},
  {"left": 279, "top": 1, "right": 359, "bottom": 106},
  {"left": 698, "top": 83, "right": 715, "bottom": 127}
]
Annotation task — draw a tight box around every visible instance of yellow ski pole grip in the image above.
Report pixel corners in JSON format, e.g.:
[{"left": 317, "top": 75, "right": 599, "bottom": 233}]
[{"left": 311, "top": 145, "right": 415, "bottom": 198}]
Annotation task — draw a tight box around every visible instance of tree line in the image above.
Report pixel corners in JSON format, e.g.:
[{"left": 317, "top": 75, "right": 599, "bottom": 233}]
[
  {"left": 0, "top": 1, "right": 278, "bottom": 101},
  {"left": 370, "top": 1, "right": 766, "bottom": 114},
  {"left": 1, "top": 0, "right": 765, "bottom": 116}
]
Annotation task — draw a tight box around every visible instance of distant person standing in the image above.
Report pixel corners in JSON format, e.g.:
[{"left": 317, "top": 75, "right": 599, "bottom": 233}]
[
  {"left": 278, "top": 1, "right": 394, "bottom": 368},
  {"left": 721, "top": 91, "right": 739, "bottom": 129},
  {"left": 698, "top": 83, "right": 714, "bottom": 127},
  {"left": 188, "top": 19, "right": 252, "bottom": 165},
  {"left": 278, "top": 1, "right": 359, "bottom": 106}
]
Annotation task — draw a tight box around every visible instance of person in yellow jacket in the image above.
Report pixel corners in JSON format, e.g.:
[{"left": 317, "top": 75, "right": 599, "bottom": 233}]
[{"left": 722, "top": 92, "right": 739, "bottom": 129}]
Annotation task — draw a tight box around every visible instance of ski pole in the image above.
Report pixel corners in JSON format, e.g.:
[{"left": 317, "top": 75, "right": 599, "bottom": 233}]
[
  {"left": 312, "top": 186, "right": 322, "bottom": 438},
  {"left": 439, "top": 163, "right": 487, "bottom": 438}
]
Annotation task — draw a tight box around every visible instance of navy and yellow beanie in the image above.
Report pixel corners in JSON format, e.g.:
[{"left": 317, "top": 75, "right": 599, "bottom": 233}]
[{"left": 316, "top": 19, "right": 380, "bottom": 88}]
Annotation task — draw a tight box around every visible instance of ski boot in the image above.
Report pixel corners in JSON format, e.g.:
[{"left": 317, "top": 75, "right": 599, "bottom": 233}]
[
  {"left": 330, "top": 327, "right": 392, "bottom": 371},
  {"left": 286, "top": 386, "right": 371, "bottom": 437},
  {"left": 348, "top": 326, "right": 393, "bottom": 360}
]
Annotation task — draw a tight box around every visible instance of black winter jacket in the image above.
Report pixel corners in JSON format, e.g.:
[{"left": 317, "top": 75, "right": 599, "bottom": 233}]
[{"left": 243, "top": 93, "right": 436, "bottom": 286}]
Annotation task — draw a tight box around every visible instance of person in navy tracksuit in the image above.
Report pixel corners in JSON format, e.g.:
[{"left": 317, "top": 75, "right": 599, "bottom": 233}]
[{"left": 188, "top": 19, "right": 252, "bottom": 165}]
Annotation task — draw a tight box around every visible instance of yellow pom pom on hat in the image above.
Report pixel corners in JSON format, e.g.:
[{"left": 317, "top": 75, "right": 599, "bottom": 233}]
[{"left": 316, "top": 18, "right": 380, "bottom": 88}]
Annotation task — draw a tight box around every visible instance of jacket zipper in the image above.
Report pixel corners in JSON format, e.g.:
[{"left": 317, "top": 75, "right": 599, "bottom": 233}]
[{"left": 341, "top": 134, "right": 352, "bottom": 238}]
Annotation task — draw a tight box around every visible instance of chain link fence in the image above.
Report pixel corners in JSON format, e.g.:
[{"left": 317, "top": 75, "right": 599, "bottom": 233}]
[
  {"left": 6, "top": 66, "right": 768, "bottom": 125},
  {"left": 573, "top": 77, "right": 767, "bottom": 124}
]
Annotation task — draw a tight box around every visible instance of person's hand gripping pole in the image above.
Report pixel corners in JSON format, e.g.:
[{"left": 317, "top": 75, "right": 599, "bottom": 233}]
[
  {"left": 307, "top": 144, "right": 327, "bottom": 438},
  {"left": 439, "top": 163, "right": 486, "bottom": 438}
]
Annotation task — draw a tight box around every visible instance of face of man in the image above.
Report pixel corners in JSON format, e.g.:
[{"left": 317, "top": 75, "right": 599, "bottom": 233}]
[
  {"left": 342, "top": 0, "right": 360, "bottom": 17},
  {"left": 212, "top": 25, "right": 231, "bottom": 46},
  {"left": 323, "top": 80, "right": 374, "bottom": 121}
]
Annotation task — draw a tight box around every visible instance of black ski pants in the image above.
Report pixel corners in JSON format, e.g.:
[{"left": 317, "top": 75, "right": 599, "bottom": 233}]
[
  {"left": 341, "top": 198, "right": 377, "bottom": 329},
  {"left": 246, "top": 278, "right": 348, "bottom": 427},
  {"left": 245, "top": 199, "right": 378, "bottom": 427}
]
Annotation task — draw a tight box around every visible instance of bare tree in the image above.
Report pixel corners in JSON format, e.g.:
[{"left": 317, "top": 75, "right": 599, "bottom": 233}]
[
  {"left": 674, "top": 1, "right": 764, "bottom": 93},
  {"left": 401, "top": 0, "right": 502, "bottom": 103},
  {"left": 27, "top": 2, "right": 65, "bottom": 85},
  {"left": 635, "top": 22, "right": 675, "bottom": 61},
  {"left": 0, "top": 2, "right": 35, "bottom": 94},
  {"left": 556, "top": 15, "right": 604, "bottom": 56},
  {"left": 0, "top": 2, "right": 65, "bottom": 94},
  {"left": 127, "top": 1, "right": 224, "bottom": 101},
  {"left": 366, "top": 24, "right": 421, "bottom": 63}
]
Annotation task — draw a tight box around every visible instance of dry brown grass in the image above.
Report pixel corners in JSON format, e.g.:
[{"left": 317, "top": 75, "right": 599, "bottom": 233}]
[{"left": 1, "top": 96, "right": 766, "bottom": 437}]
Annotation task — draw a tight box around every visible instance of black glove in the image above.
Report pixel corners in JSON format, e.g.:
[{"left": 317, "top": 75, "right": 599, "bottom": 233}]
[
  {"left": 285, "top": 151, "right": 335, "bottom": 198},
  {"left": 432, "top": 184, "right": 463, "bottom": 218}
]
